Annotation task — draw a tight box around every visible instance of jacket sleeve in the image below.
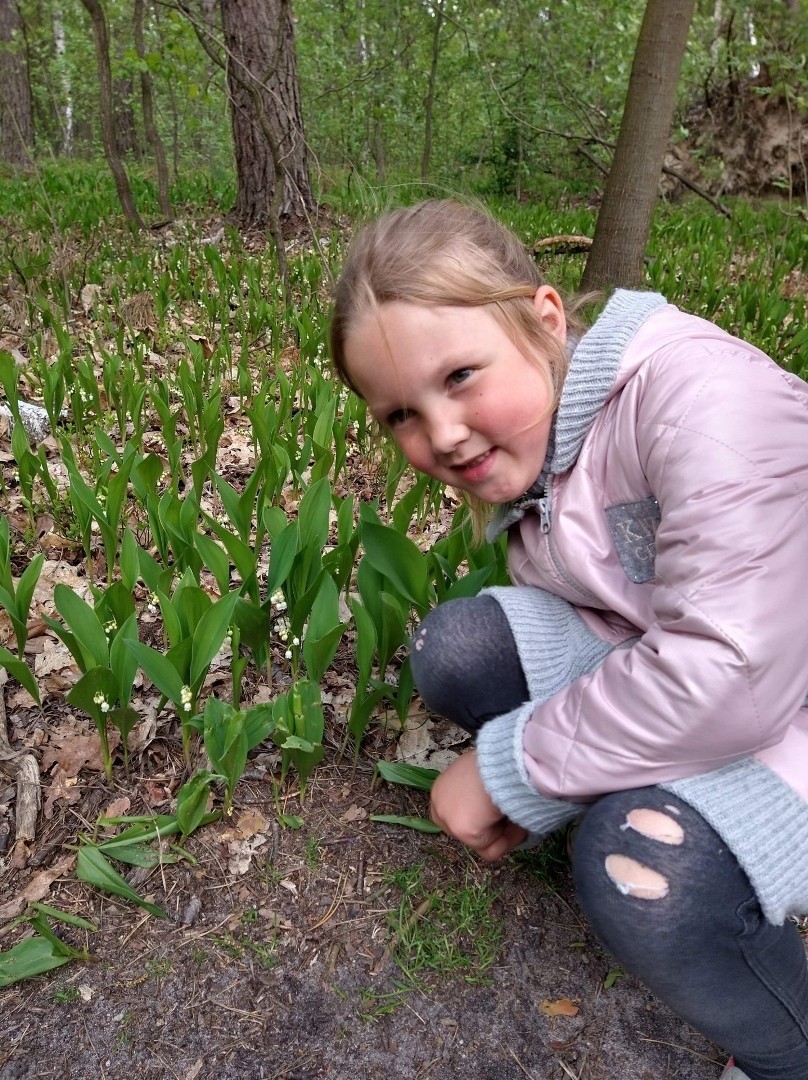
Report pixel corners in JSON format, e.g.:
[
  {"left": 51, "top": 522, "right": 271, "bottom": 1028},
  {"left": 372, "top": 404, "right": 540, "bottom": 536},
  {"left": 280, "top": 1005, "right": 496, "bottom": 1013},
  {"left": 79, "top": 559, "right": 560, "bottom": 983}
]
[{"left": 519, "top": 343, "right": 808, "bottom": 800}]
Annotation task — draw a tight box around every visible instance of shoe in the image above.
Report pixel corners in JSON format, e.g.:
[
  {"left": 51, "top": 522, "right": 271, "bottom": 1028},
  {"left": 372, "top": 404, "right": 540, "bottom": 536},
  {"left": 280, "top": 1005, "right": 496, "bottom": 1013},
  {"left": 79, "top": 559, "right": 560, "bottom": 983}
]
[{"left": 720, "top": 1059, "right": 751, "bottom": 1079}]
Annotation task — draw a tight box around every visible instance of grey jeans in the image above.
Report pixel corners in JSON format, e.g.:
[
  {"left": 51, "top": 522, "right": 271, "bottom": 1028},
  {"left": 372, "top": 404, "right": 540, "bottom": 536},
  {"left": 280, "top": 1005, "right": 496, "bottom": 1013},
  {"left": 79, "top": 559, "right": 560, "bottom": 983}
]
[{"left": 410, "top": 595, "right": 808, "bottom": 1079}]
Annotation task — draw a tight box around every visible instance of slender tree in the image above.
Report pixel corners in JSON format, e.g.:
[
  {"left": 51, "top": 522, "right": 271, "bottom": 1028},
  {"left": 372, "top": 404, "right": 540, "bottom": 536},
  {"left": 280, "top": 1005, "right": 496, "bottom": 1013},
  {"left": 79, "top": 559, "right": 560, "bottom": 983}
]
[
  {"left": 134, "top": 0, "right": 172, "bottom": 219},
  {"left": 581, "top": 0, "right": 697, "bottom": 290},
  {"left": 80, "top": 0, "right": 143, "bottom": 228},
  {"left": 0, "top": 0, "right": 34, "bottom": 167}
]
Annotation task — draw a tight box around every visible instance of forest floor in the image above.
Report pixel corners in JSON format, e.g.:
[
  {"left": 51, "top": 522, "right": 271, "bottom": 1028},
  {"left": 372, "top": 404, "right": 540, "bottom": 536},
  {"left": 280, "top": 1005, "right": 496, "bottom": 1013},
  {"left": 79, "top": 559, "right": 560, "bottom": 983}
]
[
  {"left": 1, "top": 744, "right": 733, "bottom": 1080},
  {"left": 1, "top": 204, "right": 801, "bottom": 1080}
]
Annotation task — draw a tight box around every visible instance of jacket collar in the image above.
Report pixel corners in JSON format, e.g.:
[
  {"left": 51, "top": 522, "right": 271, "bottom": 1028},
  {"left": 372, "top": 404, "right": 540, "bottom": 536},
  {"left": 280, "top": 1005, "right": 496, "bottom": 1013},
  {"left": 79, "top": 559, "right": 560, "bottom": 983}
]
[{"left": 487, "top": 289, "right": 667, "bottom": 541}]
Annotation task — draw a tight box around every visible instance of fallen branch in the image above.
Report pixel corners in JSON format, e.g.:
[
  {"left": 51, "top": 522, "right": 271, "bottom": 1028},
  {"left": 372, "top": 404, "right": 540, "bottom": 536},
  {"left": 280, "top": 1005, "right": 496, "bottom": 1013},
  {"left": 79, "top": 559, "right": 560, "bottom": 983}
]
[
  {"left": 533, "top": 234, "right": 593, "bottom": 256},
  {"left": 0, "top": 670, "right": 41, "bottom": 852},
  {"left": 576, "top": 143, "right": 732, "bottom": 218}
]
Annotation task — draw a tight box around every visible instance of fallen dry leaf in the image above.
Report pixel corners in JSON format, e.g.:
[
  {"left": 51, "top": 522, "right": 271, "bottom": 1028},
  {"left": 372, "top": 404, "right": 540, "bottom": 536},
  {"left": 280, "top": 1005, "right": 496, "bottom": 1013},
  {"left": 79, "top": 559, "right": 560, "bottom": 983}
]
[
  {"left": 104, "top": 796, "right": 131, "bottom": 819},
  {"left": 42, "top": 730, "right": 118, "bottom": 777},
  {"left": 0, "top": 854, "right": 76, "bottom": 921},
  {"left": 42, "top": 767, "right": 82, "bottom": 819},
  {"left": 540, "top": 997, "right": 580, "bottom": 1018},
  {"left": 227, "top": 834, "right": 268, "bottom": 876},
  {"left": 339, "top": 804, "right": 368, "bottom": 823}
]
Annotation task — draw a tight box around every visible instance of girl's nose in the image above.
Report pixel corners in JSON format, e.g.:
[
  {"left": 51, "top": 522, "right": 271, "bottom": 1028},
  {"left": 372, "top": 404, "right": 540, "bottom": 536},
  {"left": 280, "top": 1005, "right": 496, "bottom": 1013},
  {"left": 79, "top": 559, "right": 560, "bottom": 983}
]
[{"left": 428, "top": 410, "right": 469, "bottom": 455}]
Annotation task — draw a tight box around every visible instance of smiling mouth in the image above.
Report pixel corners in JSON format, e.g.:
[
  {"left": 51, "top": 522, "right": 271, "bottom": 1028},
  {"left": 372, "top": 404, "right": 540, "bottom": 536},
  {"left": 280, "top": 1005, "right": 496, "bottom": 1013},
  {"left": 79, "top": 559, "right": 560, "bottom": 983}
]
[{"left": 454, "top": 449, "right": 493, "bottom": 472}]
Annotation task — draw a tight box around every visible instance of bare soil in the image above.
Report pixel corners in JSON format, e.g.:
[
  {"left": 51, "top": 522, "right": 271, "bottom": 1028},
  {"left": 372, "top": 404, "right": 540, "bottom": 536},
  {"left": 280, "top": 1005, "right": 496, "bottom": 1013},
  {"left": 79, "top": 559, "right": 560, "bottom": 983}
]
[{"left": 1, "top": 718, "right": 737, "bottom": 1080}]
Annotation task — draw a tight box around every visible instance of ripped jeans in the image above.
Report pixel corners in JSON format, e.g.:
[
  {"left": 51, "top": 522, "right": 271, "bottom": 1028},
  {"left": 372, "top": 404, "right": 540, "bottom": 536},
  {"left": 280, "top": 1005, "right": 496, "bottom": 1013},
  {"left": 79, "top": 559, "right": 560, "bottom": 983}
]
[{"left": 411, "top": 595, "right": 808, "bottom": 1080}]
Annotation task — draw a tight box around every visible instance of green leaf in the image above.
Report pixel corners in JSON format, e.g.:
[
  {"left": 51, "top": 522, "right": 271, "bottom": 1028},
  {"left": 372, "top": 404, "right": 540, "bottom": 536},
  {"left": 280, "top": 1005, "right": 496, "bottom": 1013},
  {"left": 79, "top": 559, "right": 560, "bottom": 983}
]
[
  {"left": 29, "top": 903, "right": 97, "bottom": 930},
  {"left": 376, "top": 762, "right": 439, "bottom": 791},
  {"left": 67, "top": 666, "right": 119, "bottom": 721},
  {"left": 0, "top": 937, "right": 72, "bottom": 987},
  {"left": 370, "top": 815, "right": 442, "bottom": 834},
  {"left": 76, "top": 846, "right": 167, "bottom": 918},
  {"left": 125, "top": 641, "right": 186, "bottom": 702},
  {"left": 266, "top": 519, "right": 299, "bottom": 595},
  {"left": 194, "top": 531, "right": 231, "bottom": 596},
  {"left": 0, "top": 646, "right": 40, "bottom": 704},
  {"left": 297, "top": 476, "right": 332, "bottom": 550},
  {"left": 176, "top": 770, "right": 220, "bottom": 837},
  {"left": 190, "top": 590, "right": 239, "bottom": 687},
  {"left": 53, "top": 584, "right": 109, "bottom": 668},
  {"left": 360, "top": 521, "right": 430, "bottom": 611},
  {"left": 103, "top": 843, "right": 178, "bottom": 868}
]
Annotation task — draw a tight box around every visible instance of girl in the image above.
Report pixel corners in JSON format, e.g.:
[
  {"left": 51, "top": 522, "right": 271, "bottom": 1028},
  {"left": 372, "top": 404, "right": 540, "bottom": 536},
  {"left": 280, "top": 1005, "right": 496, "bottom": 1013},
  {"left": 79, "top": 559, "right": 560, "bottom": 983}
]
[{"left": 330, "top": 199, "right": 808, "bottom": 1080}]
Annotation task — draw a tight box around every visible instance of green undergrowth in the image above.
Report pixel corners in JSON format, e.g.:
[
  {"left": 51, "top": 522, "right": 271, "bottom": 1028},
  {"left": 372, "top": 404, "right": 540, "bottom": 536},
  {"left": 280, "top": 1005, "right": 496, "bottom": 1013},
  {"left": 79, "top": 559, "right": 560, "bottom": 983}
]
[{"left": 0, "top": 165, "right": 805, "bottom": 985}]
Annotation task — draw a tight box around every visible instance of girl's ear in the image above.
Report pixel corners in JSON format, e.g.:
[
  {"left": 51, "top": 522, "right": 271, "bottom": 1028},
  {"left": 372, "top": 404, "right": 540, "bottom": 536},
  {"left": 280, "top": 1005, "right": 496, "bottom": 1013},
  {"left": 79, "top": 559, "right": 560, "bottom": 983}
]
[{"left": 532, "top": 285, "right": 567, "bottom": 342}]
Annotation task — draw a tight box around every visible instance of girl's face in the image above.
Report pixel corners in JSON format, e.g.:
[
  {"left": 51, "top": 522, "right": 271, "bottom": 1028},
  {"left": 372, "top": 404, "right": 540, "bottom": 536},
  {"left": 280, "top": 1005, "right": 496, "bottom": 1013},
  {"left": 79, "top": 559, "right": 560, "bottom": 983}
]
[{"left": 344, "top": 288, "right": 566, "bottom": 504}]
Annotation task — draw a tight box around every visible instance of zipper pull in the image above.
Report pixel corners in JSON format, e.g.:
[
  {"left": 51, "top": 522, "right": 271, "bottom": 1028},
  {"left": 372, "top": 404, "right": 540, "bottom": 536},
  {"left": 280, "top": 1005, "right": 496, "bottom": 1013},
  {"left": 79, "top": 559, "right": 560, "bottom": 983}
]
[{"left": 537, "top": 496, "right": 551, "bottom": 533}]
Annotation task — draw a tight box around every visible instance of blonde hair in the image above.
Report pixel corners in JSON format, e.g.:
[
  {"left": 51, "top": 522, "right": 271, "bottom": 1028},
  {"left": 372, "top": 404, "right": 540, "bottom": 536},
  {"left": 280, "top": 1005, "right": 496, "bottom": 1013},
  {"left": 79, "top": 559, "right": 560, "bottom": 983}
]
[{"left": 330, "top": 199, "right": 589, "bottom": 540}]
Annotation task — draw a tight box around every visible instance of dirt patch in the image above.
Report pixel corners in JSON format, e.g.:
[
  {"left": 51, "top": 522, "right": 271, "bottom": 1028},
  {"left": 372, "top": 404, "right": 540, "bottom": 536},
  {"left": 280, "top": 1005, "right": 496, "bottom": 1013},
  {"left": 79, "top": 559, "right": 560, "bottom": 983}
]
[
  {"left": 668, "top": 75, "right": 808, "bottom": 199},
  {"left": 1, "top": 727, "right": 736, "bottom": 1080}
]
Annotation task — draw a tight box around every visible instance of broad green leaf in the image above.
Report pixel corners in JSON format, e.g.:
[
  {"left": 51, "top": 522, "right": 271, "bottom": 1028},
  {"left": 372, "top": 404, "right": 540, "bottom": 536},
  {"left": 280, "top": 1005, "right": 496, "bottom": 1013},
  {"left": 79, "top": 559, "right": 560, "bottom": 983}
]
[
  {"left": 76, "top": 846, "right": 167, "bottom": 918},
  {"left": 15, "top": 553, "right": 44, "bottom": 630},
  {"left": 194, "top": 531, "right": 231, "bottom": 596},
  {"left": 242, "top": 702, "right": 275, "bottom": 750},
  {"left": 0, "top": 937, "right": 72, "bottom": 987},
  {"left": 348, "top": 598, "right": 376, "bottom": 685},
  {"left": 109, "top": 614, "right": 138, "bottom": 708},
  {"left": 176, "top": 770, "right": 220, "bottom": 837},
  {"left": 54, "top": 584, "right": 109, "bottom": 668},
  {"left": 376, "top": 762, "right": 439, "bottom": 791},
  {"left": 370, "top": 815, "right": 442, "bottom": 834},
  {"left": 0, "top": 647, "right": 40, "bottom": 704},
  {"left": 29, "top": 904, "right": 97, "bottom": 930},
  {"left": 102, "top": 843, "right": 178, "bottom": 868},
  {"left": 190, "top": 590, "right": 239, "bottom": 687},
  {"left": 67, "top": 665, "right": 119, "bottom": 720},
  {"left": 126, "top": 641, "right": 186, "bottom": 702},
  {"left": 297, "top": 476, "right": 331, "bottom": 550},
  {"left": 266, "top": 519, "right": 299, "bottom": 594},
  {"left": 360, "top": 521, "right": 430, "bottom": 611}
]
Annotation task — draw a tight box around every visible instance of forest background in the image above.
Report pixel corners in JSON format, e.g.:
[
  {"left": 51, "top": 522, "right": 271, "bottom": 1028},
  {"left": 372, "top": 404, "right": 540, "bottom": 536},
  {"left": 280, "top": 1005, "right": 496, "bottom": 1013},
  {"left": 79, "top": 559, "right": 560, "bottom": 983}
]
[{"left": 0, "top": 2, "right": 807, "bottom": 1078}]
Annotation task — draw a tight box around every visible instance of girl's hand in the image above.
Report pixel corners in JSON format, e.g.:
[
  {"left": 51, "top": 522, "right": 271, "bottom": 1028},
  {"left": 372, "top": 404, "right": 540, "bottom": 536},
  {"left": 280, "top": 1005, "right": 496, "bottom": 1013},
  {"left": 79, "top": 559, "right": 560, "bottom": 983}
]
[{"left": 430, "top": 750, "right": 528, "bottom": 860}]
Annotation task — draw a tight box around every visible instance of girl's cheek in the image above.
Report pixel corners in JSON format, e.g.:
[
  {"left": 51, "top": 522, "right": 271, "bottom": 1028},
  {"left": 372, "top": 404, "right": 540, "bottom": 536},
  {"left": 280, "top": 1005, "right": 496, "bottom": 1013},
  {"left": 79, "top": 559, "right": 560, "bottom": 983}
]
[{"left": 398, "top": 434, "right": 431, "bottom": 473}]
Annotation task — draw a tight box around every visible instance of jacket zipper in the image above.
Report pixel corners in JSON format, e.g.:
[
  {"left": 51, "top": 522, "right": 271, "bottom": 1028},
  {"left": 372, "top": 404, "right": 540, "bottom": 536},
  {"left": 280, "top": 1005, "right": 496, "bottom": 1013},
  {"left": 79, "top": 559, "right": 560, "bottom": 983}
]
[{"left": 539, "top": 481, "right": 602, "bottom": 605}]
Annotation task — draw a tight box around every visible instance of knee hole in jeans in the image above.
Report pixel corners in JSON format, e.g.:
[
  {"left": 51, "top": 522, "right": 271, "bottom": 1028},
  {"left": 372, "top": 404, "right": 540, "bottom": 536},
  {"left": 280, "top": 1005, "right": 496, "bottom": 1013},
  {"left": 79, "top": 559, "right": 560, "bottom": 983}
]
[
  {"left": 605, "top": 854, "right": 670, "bottom": 900},
  {"left": 605, "top": 809, "right": 685, "bottom": 900}
]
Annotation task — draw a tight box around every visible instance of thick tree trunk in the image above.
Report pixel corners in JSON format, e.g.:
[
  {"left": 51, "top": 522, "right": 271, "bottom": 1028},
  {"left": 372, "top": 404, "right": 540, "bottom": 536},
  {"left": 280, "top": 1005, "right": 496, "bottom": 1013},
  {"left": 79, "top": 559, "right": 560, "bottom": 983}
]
[
  {"left": 0, "top": 0, "right": 34, "bottom": 167},
  {"left": 220, "top": 0, "right": 315, "bottom": 229},
  {"left": 134, "top": 0, "right": 172, "bottom": 218},
  {"left": 581, "top": 0, "right": 697, "bottom": 291},
  {"left": 80, "top": 0, "right": 143, "bottom": 229}
]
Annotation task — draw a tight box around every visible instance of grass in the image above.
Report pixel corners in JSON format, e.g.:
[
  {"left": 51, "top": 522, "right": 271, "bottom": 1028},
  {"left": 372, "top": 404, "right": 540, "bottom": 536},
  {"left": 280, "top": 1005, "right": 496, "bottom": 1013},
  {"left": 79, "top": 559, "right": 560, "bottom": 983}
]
[{"left": 384, "top": 863, "right": 502, "bottom": 986}]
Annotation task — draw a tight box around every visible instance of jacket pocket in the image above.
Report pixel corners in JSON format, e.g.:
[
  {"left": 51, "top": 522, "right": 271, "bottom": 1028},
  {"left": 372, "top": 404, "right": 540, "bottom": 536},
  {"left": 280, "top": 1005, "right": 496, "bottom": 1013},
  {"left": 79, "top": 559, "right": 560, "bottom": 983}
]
[{"left": 604, "top": 496, "right": 661, "bottom": 584}]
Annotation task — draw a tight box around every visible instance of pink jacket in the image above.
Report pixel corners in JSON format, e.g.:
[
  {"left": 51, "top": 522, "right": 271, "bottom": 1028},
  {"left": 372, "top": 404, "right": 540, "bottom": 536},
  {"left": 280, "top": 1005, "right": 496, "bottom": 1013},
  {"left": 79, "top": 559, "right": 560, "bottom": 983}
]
[{"left": 508, "top": 302, "right": 808, "bottom": 804}]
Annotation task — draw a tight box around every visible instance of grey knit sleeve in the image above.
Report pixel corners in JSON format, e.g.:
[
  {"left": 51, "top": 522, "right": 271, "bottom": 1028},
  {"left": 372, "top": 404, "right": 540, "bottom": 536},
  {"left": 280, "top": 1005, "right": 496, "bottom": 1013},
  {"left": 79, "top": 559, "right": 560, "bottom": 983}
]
[
  {"left": 472, "top": 587, "right": 617, "bottom": 841},
  {"left": 476, "top": 704, "right": 587, "bottom": 839}
]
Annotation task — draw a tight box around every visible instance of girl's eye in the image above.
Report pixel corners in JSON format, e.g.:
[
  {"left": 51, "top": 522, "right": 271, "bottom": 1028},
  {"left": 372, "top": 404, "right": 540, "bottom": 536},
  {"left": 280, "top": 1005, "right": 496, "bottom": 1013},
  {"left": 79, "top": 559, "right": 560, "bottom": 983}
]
[
  {"left": 449, "top": 368, "right": 472, "bottom": 386},
  {"left": 387, "top": 407, "right": 410, "bottom": 427}
]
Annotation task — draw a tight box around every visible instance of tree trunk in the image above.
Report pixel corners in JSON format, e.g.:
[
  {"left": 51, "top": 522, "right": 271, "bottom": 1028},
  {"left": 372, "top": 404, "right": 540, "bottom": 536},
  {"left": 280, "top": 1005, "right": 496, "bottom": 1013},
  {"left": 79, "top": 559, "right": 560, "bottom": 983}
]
[
  {"left": 80, "top": 0, "right": 143, "bottom": 228},
  {"left": 134, "top": 0, "right": 172, "bottom": 219},
  {"left": 113, "top": 77, "right": 140, "bottom": 158},
  {"left": 421, "top": 0, "right": 444, "bottom": 185},
  {"left": 580, "top": 0, "right": 696, "bottom": 291},
  {"left": 220, "top": 0, "right": 315, "bottom": 230},
  {"left": 0, "top": 0, "right": 34, "bottom": 167},
  {"left": 52, "top": 6, "right": 73, "bottom": 155}
]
